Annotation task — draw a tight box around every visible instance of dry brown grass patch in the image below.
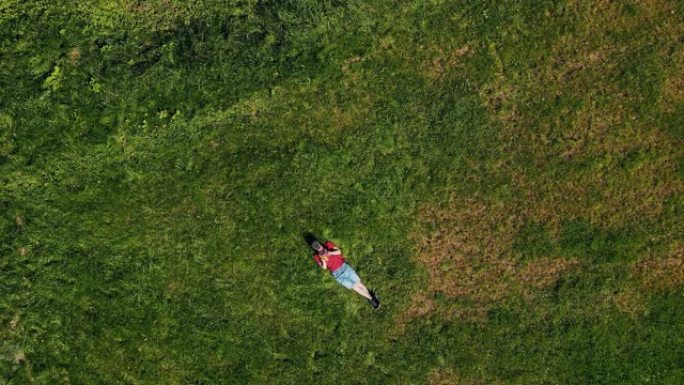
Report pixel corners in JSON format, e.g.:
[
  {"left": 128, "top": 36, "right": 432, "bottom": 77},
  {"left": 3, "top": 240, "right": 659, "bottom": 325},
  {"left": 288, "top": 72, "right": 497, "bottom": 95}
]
[
  {"left": 482, "top": 0, "right": 683, "bottom": 165},
  {"left": 512, "top": 153, "right": 684, "bottom": 232},
  {"left": 661, "top": 46, "right": 684, "bottom": 113},
  {"left": 403, "top": 292, "right": 436, "bottom": 319},
  {"left": 15, "top": 215, "right": 24, "bottom": 228},
  {"left": 341, "top": 56, "right": 362, "bottom": 74},
  {"left": 428, "top": 368, "right": 502, "bottom": 385},
  {"left": 392, "top": 291, "right": 436, "bottom": 335},
  {"left": 612, "top": 287, "right": 647, "bottom": 316},
  {"left": 518, "top": 258, "right": 580, "bottom": 289},
  {"left": 662, "top": 72, "right": 683, "bottom": 112},
  {"left": 68, "top": 47, "right": 81, "bottom": 64},
  {"left": 566, "top": 0, "right": 677, "bottom": 31},
  {"left": 632, "top": 244, "right": 684, "bottom": 291},
  {"left": 14, "top": 350, "right": 26, "bottom": 365},
  {"left": 423, "top": 44, "right": 473, "bottom": 80},
  {"left": 10, "top": 315, "right": 20, "bottom": 330},
  {"left": 397, "top": 196, "right": 581, "bottom": 326},
  {"left": 428, "top": 368, "right": 471, "bottom": 385},
  {"left": 415, "top": 197, "right": 519, "bottom": 303}
]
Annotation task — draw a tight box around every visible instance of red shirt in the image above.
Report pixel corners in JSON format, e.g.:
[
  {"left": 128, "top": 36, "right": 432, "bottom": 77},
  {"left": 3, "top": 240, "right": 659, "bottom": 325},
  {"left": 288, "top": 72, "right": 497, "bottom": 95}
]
[{"left": 313, "top": 241, "right": 345, "bottom": 272}]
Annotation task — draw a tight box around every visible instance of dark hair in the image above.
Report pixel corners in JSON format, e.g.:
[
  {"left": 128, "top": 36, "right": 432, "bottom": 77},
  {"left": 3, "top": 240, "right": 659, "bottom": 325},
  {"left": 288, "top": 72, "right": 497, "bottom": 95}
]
[{"left": 303, "top": 231, "right": 321, "bottom": 251}]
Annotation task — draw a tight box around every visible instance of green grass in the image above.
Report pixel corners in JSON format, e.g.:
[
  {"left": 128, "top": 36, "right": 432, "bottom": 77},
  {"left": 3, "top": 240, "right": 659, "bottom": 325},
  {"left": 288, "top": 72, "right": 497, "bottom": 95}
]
[{"left": 2, "top": 1, "right": 683, "bottom": 384}]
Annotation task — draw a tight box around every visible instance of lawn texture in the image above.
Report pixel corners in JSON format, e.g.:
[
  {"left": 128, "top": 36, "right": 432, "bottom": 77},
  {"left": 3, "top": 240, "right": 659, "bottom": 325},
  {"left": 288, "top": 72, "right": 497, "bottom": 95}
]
[{"left": 1, "top": 1, "right": 683, "bottom": 384}]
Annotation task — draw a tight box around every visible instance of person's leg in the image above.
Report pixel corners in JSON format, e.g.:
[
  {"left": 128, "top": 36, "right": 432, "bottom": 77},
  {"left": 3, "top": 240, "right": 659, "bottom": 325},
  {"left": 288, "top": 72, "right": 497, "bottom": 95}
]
[{"left": 352, "top": 282, "right": 372, "bottom": 300}]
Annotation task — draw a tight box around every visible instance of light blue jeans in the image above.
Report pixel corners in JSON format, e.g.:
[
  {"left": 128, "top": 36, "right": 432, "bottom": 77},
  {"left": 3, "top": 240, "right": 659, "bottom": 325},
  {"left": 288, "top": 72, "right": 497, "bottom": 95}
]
[{"left": 332, "top": 263, "right": 360, "bottom": 289}]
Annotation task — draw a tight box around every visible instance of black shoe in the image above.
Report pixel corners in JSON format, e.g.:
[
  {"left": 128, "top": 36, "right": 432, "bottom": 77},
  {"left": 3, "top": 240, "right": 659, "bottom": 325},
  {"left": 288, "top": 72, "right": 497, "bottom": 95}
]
[
  {"left": 368, "top": 297, "right": 380, "bottom": 309},
  {"left": 369, "top": 290, "right": 380, "bottom": 309}
]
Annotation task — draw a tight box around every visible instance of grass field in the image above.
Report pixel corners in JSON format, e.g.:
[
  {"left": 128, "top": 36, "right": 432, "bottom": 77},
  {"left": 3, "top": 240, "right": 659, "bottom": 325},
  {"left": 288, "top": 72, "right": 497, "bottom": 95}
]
[{"left": 1, "top": 1, "right": 683, "bottom": 384}]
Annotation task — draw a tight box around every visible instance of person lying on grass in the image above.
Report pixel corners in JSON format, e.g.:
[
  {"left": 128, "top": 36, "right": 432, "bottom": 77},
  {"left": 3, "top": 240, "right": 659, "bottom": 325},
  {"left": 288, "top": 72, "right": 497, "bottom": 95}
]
[{"left": 310, "top": 239, "right": 380, "bottom": 309}]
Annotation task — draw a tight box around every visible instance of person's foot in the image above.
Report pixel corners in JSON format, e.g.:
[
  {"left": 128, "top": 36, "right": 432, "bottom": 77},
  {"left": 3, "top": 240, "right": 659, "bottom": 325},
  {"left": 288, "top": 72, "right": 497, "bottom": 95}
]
[{"left": 369, "top": 290, "right": 380, "bottom": 309}]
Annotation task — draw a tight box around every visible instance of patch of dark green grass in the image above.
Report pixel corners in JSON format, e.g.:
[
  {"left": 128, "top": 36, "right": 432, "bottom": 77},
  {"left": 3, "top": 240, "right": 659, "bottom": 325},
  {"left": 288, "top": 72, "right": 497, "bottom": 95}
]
[
  {"left": 558, "top": 219, "right": 649, "bottom": 263},
  {"left": 513, "top": 222, "right": 555, "bottom": 260}
]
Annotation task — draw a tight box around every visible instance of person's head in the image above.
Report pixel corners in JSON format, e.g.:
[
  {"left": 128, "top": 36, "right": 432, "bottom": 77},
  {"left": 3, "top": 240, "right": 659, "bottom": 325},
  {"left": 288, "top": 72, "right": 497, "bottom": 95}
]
[{"left": 310, "top": 240, "right": 325, "bottom": 253}]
